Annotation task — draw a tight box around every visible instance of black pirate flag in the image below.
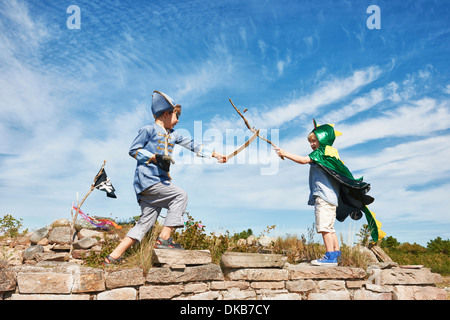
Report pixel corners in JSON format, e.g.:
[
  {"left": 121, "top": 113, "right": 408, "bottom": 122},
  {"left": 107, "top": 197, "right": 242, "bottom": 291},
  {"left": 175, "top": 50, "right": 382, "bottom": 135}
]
[{"left": 93, "top": 168, "right": 117, "bottom": 198}]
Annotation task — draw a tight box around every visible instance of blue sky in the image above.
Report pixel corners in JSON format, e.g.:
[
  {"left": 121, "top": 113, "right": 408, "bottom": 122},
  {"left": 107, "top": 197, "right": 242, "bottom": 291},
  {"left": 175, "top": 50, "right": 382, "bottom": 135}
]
[{"left": 1, "top": 0, "right": 449, "bottom": 246}]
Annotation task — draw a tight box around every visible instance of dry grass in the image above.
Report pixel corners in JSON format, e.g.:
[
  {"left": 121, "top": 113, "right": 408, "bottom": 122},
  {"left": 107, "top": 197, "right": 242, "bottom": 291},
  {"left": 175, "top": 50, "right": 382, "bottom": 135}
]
[
  {"left": 85, "top": 219, "right": 370, "bottom": 270},
  {"left": 121, "top": 222, "right": 163, "bottom": 272}
]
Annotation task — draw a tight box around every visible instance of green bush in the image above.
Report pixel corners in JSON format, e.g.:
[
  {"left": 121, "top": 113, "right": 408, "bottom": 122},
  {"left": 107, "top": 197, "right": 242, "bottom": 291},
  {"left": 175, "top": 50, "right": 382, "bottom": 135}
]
[
  {"left": 427, "top": 237, "right": 450, "bottom": 255},
  {"left": 382, "top": 236, "right": 450, "bottom": 275},
  {"left": 172, "top": 213, "right": 209, "bottom": 250},
  {"left": 0, "top": 214, "right": 24, "bottom": 238},
  {"left": 172, "top": 213, "right": 232, "bottom": 264}
]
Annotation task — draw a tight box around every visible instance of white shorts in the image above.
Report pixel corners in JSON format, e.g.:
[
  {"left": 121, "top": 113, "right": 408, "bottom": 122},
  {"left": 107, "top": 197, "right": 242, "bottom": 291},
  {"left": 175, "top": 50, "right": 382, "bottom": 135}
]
[{"left": 314, "top": 196, "right": 336, "bottom": 233}]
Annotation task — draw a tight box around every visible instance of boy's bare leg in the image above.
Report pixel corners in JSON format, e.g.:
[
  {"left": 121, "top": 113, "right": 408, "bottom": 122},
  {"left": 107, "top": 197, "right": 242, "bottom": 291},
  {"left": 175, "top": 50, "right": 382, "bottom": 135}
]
[
  {"left": 321, "top": 232, "right": 339, "bottom": 252},
  {"left": 159, "top": 226, "right": 173, "bottom": 240},
  {"left": 109, "top": 236, "right": 136, "bottom": 259}
]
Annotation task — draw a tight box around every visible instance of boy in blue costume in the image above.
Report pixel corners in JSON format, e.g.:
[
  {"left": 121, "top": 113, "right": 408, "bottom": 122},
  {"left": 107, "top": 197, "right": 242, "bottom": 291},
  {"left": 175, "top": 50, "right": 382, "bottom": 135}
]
[
  {"left": 275, "top": 120, "right": 385, "bottom": 266},
  {"left": 105, "top": 91, "right": 226, "bottom": 265}
]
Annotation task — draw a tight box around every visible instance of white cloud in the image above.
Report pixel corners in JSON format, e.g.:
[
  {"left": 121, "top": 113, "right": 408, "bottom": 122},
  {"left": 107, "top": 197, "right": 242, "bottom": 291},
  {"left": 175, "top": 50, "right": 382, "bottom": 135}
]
[
  {"left": 276, "top": 54, "right": 291, "bottom": 76},
  {"left": 444, "top": 84, "right": 450, "bottom": 94},
  {"left": 323, "top": 86, "right": 385, "bottom": 124},
  {"left": 258, "top": 39, "right": 267, "bottom": 56},
  {"left": 337, "top": 97, "right": 450, "bottom": 148},
  {"left": 252, "top": 66, "right": 382, "bottom": 129}
]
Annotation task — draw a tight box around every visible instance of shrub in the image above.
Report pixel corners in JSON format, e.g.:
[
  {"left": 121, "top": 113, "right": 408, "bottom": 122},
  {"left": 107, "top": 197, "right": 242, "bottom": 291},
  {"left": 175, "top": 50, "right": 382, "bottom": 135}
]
[
  {"left": 427, "top": 237, "right": 450, "bottom": 255},
  {"left": 0, "top": 214, "right": 24, "bottom": 238}
]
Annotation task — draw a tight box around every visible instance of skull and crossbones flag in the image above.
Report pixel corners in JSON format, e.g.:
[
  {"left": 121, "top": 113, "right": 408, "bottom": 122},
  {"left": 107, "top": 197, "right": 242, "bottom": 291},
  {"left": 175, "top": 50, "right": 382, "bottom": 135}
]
[{"left": 93, "top": 168, "right": 117, "bottom": 198}]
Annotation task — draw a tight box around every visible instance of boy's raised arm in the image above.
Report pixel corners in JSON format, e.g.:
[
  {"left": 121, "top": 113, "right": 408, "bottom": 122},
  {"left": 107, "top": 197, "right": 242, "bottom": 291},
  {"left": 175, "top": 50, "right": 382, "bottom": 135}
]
[{"left": 275, "top": 147, "right": 312, "bottom": 164}]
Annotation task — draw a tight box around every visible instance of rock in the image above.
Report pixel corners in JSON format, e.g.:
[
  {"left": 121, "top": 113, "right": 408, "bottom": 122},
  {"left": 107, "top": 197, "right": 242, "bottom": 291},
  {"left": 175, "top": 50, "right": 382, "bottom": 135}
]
[
  {"left": 10, "top": 293, "right": 90, "bottom": 300},
  {"left": 353, "top": 289, "right": 392, "bottom": 300},
  {"left": 9, "top": 236, "right": 31, "bottom": 248},
  {"left": 353, "top": 245, "right": 378, "bottom": 264},
  {"left": 221, "top": 288, "right": 257, "bottom": 300},
  {"left": 380, "top": 267, "right": 442, "bottom": 285},
  {"left": 30, "top": 228, "right": 50, "bottom": 244},
  {"left": 77, "top": 229, "right": 104, "bottom": 240},
  {"left": 285, "top": 280, "right": 316, "bottom": 292},
  {"left": 71, "top": 267, "right": 105, "bottom": 293},
  {"left": 37, "top": 238, "right": 49, "bottom": 246},
  {"left": 221, "top": 252, "right": 287, "bottom": 268},
  {"left": 48, "top": 226, "right": 72, "bottom": 245},
  {"left": 97, "top": 287, "right": 137, "bottom": 300},
  {"left": 370, "top": 245, "right": 393, "bottom": 262},
  {"left": 51, "top": 219, "right": 71, "bottom": 227},
  {"left": 72, "top": 249, "right": 90, "bottom": 259},
  {"left": 376, "top": 261, "right": 399, "bottom": 269},
  {"left": 365, "top": 283, "right": 391, "bottom": 293},
  {"left": 393, "top": 285, "right": 447, "bottom": 300},
  {"left": 256, "top": 235, "right": 275, "bottom": 247},
  {"left": 250, "top": 281, "right": 285, "bottom": 290},
  {"left": 287, "top": 264, "right": 366, "bottom": 280},
  {"left": 246, "top": 235, "right": 256, "bottom": 246},
  {"left": 35, "top": 252, "right": 68, "bottom": 262},
  {"left": 0, "top": 267, "right": 16, "bottom": 292},
  {"left": 52, "top": 244, "right": 71, "bottom": 252},
  {"left": 105, "top": 268, "right": 145, "bottom": 289},
  {"left": 139, "top": 284, "right": 183, "bottom": 300},
  {"left": 146, "top": 264, "right": 224, "bottom": 284},
  {"left": 318, "top": 280, "right": 346, "bottom": 290},
  {"left": 399, "top": 265, "right": 423, "bottom": 269},
  {"left": 210, "top": 281, "right": 250, "bottom": 290},
  {"left": 23, "top": 245, "right": 44, "bottom": 260},
  {"left": 73, "top": 237, "right": 98, "bottom": 250},
  {"left": 17, "top": 272, "right": 73, "bottom": 294},
  {"left": 177, "top": 291, "right": 220, "bottom": 300},
  {"left": 225, "top": 268, "right": 289, "bottom": 281},
  {"left": 152, "top": 249, "right": 212, "bottom": 266},
  {"left": 259, "top": 292, "right": 302, "bottom": 300},
  {"left": 75, "top": 218, "right": 98, "bottom": 230},
  {"left": 308, "top": 290, "right": 351, "bottom": 300},
  {"left": 183, "top": 282, "right": 208, "bottom": 293}
]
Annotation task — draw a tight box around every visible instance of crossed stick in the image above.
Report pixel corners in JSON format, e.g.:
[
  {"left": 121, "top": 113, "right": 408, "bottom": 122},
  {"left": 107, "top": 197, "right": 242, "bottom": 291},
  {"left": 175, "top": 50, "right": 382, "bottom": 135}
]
[{"left": 229, "top": 99, "right": 284, "bottom": 160}]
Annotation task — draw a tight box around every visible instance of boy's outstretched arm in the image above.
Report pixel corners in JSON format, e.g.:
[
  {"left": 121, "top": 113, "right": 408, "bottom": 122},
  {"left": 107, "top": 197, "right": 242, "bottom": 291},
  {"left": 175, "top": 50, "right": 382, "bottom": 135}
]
[{"left": 274, "top": 147, "right": 312, "bottom": 164}]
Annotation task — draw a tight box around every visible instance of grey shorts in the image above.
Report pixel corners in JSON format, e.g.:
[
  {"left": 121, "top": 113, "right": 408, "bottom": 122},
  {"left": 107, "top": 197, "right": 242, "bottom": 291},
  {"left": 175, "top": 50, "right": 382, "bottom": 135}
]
[{"left": 126, "top": 181, "right": 188, "bottom": 242}]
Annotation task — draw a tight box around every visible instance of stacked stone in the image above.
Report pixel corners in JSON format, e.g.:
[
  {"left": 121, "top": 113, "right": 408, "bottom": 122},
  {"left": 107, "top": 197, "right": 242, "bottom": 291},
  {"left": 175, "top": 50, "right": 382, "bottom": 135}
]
[
  {"left": 1, "top": 219, "right": 448, "bottom": 301},
  {"left": 9, "top": 219, "right": 119, "bottom": 266},
  {"left": 1, "top": 250, "right": 446, "bottom": 300}
]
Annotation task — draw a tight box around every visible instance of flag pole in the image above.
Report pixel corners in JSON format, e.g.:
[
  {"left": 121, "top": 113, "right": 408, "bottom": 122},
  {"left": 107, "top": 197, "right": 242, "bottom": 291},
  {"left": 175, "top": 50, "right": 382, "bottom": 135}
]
[{"left": 69, "top": 160, "right": 107, "bottom": 258}]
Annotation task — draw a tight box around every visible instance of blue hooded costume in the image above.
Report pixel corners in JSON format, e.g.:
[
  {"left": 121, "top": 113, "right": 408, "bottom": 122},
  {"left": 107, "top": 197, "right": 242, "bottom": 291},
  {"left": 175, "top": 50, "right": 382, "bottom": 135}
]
[{"left": 129, "top": 91, "right": 214, "bottom": 202}]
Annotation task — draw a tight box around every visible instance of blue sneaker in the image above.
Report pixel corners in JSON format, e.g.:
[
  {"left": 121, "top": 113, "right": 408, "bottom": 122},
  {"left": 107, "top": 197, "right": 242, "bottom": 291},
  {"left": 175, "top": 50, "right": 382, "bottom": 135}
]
[
  {"left": 311, "top": 252, "right": 338, "bottom": 266},
  {"left": 334, "top": 251, "right": 342, "bottom": 263}
]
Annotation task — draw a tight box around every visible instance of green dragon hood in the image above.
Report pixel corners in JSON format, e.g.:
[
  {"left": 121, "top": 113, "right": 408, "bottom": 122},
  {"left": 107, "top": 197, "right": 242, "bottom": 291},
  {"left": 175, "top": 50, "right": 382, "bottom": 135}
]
[{"left": 312, "top": 119, "right": 342, "bottom": 147}]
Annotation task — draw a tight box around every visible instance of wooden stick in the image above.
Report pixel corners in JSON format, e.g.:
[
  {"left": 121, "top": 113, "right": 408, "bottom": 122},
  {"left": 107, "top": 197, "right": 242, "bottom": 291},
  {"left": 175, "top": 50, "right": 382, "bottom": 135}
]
[
  {"left": 229, "top": 99, "right": 253, "bottom": 132},
  {"left": 69, "top": 160, "right": 107, "bottom": 258},
  {"left": 229, "top": 99, "right": 284, "bottom": 160}
]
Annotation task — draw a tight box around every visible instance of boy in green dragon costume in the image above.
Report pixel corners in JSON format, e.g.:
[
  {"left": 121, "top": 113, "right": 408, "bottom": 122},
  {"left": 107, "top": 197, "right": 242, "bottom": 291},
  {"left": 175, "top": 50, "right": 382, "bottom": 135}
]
[{"left": 275, "top": 120, "right": 385, "bottom": 266}]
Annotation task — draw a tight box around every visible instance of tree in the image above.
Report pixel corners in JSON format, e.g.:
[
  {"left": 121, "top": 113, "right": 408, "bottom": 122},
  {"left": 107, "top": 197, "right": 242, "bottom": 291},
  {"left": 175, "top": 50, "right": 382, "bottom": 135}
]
[
  {"left": 398, "top": 242, "right": 427, "bottom": 254},
  {"left": 355, "top": 224, "right": 371, "bottom": 246},
  {"left": 427, "top": 237, "right": 450, "bottom": 255},
  {"left": 380, "top": 236, "right": 400, "bottom": 249},
  {"left": 0, "top": 214, "right": 23, "bottom": 238},
  {"left": 232, "top": 228, "right": 253, "bottom": 241}
]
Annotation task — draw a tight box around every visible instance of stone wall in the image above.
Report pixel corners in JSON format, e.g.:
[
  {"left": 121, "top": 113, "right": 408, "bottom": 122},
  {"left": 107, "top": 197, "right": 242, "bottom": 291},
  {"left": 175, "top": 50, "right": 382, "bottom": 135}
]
[{"left": 1, "top": 250, "right": 447, "bottom": 300}]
